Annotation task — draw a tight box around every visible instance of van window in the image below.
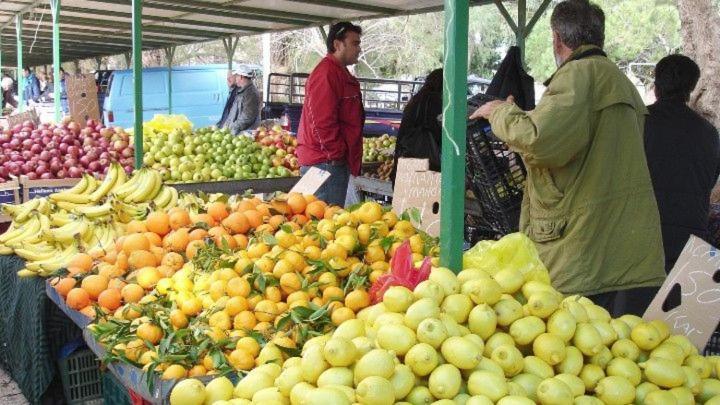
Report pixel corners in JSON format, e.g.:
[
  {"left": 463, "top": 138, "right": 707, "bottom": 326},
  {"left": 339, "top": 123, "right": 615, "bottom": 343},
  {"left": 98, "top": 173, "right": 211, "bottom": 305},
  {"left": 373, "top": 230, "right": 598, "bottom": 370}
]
[
  {"left": 120, "top": 72, "right": 166, "bottom": 96},
  {"left": 172, "top": 71, "right": 219, "bottom": 93}
]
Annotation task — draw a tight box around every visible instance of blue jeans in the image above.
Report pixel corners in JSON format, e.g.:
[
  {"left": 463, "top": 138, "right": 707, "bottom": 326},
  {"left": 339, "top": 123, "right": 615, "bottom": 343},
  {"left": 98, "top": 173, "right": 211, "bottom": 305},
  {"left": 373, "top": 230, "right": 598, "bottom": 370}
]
[{"left": 301, "top": 163, "right": 349, "bottom": 207}]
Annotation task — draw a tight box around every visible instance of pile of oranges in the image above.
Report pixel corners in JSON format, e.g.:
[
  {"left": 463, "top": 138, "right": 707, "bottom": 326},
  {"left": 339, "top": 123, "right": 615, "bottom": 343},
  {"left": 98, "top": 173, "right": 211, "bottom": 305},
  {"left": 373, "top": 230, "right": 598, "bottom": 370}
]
[{"left": 51, "top": 193, "right": 438, "bottom": 380}]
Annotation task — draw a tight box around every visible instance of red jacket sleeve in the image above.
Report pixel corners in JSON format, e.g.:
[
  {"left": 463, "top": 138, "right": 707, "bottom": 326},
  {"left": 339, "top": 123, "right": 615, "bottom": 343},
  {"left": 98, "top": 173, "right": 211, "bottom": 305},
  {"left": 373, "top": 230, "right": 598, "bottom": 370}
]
[{"left": 303, "top": 67, "right": 342, "bottom": 159}]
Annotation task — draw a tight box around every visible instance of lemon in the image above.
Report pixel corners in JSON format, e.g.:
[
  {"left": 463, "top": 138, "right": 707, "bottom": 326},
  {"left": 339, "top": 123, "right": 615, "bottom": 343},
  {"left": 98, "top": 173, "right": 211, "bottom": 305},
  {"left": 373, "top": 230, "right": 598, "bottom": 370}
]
[
  {"left": 431, "top": 400, "right": 455, "bottom": 405},
  {"left": 584, "top": 304, "right": 611, "bottom": 322},
  {"left": 439, "top": 313, "right": 464, "bottom": 337},
  {"left": 333, "top": 318, "right": 366, "bottom": 340},
  {"left": 523, "top": 356, "right": 554, "bottom": 379},
  {"left": 643, "top": 389, "right": 677, "bottom": 404},
  {"left": 611, "top": 338, "right": 640, "bottom": 361},
  {"left": 465, "top": 334, "right": 485, "bottom": 353},
  {"left": 526, "top": 291, "right": 560, "bottom": 319},
  {"left": 204, "top": 376, "right": 233, "bottom": 404},
  {"left": 283, "top": 357, "right": 302, "bottom": 369},
  {"left": 579, "top": 364, "right": 605, "bottom": 392},
  {"left": 682, "top": 366, "right": 702, "bottom": 394},
  {"left": 533, "top": 333, "right": 567, "bottom": 366},
  {"left": 493, "top": 268, "right": 525, "bottom": 294},
  {"left": 323, "top": 337, "right": 357, "bottom": 367},
  {"left": 484, "top": 332, "right": 515, "bottom": 358},
  {"left": 429, "top": 364, "right": 462, "bottom": 399},
  {"left": 537, "top": 378, "right": 573, "bottom": 405},
  {"left": 429, "top": 267, "right": 460, "bottom": 295},
  {"left": 476, "top": 356, "right": 505, "bottom": 377},
  {"left": 453, "top": 393, "right": 471, "bottom": 405},
  {"left": 384, "top": 286, "right": 415, "bottom": 313},
  {"left": 574, "top": 323, "right": 603, "bottom": 356},
  {"left": 685, "top": 354, "right": 712, "bottom": 378},
  {"left": 170, "top": 378, "right": 206, "bottom": 405},
  {"left": 641, "top": 357, "right": 686, "bottom": 388},
  {"left": 304, "top": 387, "right": 351, "bottom": 405},
  {"left": 373, "top": 312, "right": 405, "bottom": 331},
  {"left": 610, "top": 319, "right": 631, "bottom": 340},
  {"left": 546, "top": 309, "right": 577, "bottom": 343},
  {"left": 355, "top": 376, "right": 395, "bottom": 405},
  {"left": 404, "top": 298, "right": 441, "bottom": 330},
  {"left": 700, "top": 379, "right": 720, "bottom": 403},
  {"left": 522, "top": 281, "right": 556, "bottom": 299},
  {"left": 289, "top": 382, "right": 314, "bottom": 405},
  {"left": 650, "top": 342, "right": 685, "bottom": 364},
  {"left": 275, "top": 366, "right": 303, "bottom": 397},
  {"left": 352, "top": 336, "right": 374, "bottom": 358},
  {"left": 591, "top": 321, "right": 618, "bottom": 346},
  {"left": 462, "top": 278, "right": 502, "bottom": 305},
  {"left": 458, "top": 268, "right": 491, "bottom": 283},
  {"left": 556, "top": 346, "right": 583, "bottom": 376},
  {"left": 606, "top": 357, "right": 641, "bottom": 386},
  {"left": 390, "top": 364, "right": 415, "bottom": 399},
  {"left": 594, "top": 376, "right": 636, "bottom": 405},
  {"left": 227, "top": 399, "right": 251, "bottom": 405},
  {"left": 354, "top": 349, "right": 396, "bottom": 384},
  {"left": 466, "top": 395, "right": 494, "bottom": 405},
  {"left": 324, "top": 385, "right": 355, "bottom": 403},
  {"left": 669, "top": 386, "right": 694, "bottom": 405},
  {"left": 560, "top": 300, "right": 589, "bottom": 323},
  {"left": 508, "top": 316, "right": 544, "bottom": 346},
  {"left": 589, "top": 347, "right": 613, "bottom": 369},
  {"left": 497, "top": 396, "right": 535, "bottom": 405},
  {"left": 301, "top": 343, "right": 330, "bottom": 384},
  {"left": 495, "top": 298, "right": 525, "bottom": 327},
  {"left": 377, "top": 324, "right": 417, "bottom": 355},
  {"left": 554, "top": 373, "right": 584, "bottom": 397},
  {"left": 406, "top": 386, "right": 434, "bottom": 405},
  {"left": 635, "top": 382, "right": 660, "bottom": 404},
  {"left": 441, "top": 336, "right": 482, "bottom": 370},
  {"left": 631, "top": 322, "right": 662, "bottom": 351},
  {"left": 257, "top": 344, "right": 284, "bottom": 367},
  {"left": 416, "top": 318, "right": 448, "bottom": 348},
  {"left": 708, "top": 395, "right": 720, "bottom": 405},
  {"left": 665, "top": 335, "right": 698, "bottom": 358},
  {"left": 254, "top": 363, "right": 282, "bottom": 379},
  {"left": 317, "top": 367, "right": 354, "bottom": 387},
  {"left": 357, "top": 303, "right": 387, "bottom": 326},
  {"left": 649, "top": 320, "right": 670, "bottom": 341},
  {"left": 414, "top": 280, "right": 446, "bottom": 305},
  {"left": 512, "top": 373, "right": 542, "bottom": 402},
  {"left": 573, "top": 395, "right": 604, "bottom": 405},
  {"left": 468, "top": 304, "right": 498, "bottom": 340},
  {"left": 251, "top": 387, "right": 286, "bottom": 404},
  {"left": 234, "top": 371, "right": 274, "bottom": 400},
  {"left": 491, "top": 345, "right": 524, "bottom": 377},
  {"left": 442, "top": 294, "right": 473, "bottom": 323},
  {"left": 468, "top": 370, "right": 509, "bottom": 402},
  {"left": 405, "top": 343, "right": 439, "bottom": 376}
]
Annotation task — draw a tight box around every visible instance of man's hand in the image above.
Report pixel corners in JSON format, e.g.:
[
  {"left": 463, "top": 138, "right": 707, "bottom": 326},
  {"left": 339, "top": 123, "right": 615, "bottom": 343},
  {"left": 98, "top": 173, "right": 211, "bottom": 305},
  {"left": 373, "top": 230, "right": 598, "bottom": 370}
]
[{"left": 469, "top": 95, "right": 515, "bottom": 120}]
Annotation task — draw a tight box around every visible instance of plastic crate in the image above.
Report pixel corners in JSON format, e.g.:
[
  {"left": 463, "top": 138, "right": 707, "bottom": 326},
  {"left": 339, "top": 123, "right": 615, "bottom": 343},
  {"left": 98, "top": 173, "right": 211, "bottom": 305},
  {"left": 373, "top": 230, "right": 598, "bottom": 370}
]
[
  {"left": 465, "top": 121, "right": 526, "bottom": 236},
  {"left": 102, "top": 371, "right": 132, "bottom": 405},
  {"left": 58, "top": 348, "right": 102, "bottom": 404}
]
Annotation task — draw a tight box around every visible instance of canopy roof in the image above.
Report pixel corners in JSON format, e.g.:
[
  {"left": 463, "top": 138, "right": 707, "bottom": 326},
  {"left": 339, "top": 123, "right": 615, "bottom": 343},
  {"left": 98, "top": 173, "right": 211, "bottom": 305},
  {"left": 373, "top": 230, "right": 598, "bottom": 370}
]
[{"left": 0, "top": 0, "right": 494, "bottom": 67}]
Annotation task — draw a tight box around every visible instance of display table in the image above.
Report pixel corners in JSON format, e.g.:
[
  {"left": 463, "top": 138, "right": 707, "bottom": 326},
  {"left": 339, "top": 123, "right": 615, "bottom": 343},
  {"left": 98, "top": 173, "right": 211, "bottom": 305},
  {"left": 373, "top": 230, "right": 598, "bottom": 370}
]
[
  {"left": 171, "top": 176, "right": 300, "bottom": 195},
  {"left": 0, "top": 255, "right": 82, "bottom": 404}
]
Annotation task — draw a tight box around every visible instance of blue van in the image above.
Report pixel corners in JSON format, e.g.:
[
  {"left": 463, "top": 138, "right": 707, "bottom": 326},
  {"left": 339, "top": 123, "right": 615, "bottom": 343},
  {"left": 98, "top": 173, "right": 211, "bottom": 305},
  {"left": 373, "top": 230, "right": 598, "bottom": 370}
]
[{"left": 103, "top": 64, "right": 233, "bottom": 129}]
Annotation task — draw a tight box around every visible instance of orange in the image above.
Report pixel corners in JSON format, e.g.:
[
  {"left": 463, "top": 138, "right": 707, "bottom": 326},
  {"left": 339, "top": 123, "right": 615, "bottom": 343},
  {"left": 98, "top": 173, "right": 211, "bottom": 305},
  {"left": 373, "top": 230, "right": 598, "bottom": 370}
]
[
  {"left": 254, "top": 224, "right": 275, "bottom": 234},
  {"left": 149, "top": 245, "right": 165, "bottom": 264},
  {"left": 324, "top": 206, "right": 342, "bottom": 220},
  {"left": 226, "top": 277, "right": 251, "bottom": 298},
  {"left": 331, "top": 307, "right": 355, "bottom": 326},
  {"left": 98, "top": 288, "right": 122, "bottom": 311},
  {"left": 207, "top": 202, "right": 229, "bottom": 222},
  {"left": 170, "top": 309, "right": 189, "bottom": 329},
  {"left": 255, "top": 203, "right": 271, "bottom": 218},
  {"left": 162, "top": 364, "right": 187, "bottom": 380},
  {"left": 279, "top": 273, "right": 302, "bottom": 295},
  {"left": 209, "top": 225, "right": 230, "bottom": 239},
  {"left": 345, "top": 289, "right": 371, "bottom": 312},
  {"left": 163, "top": 228, "right": 190, "bottom": 252},
  {"left": 187, "top": 365, "right": 206, "bottom": 377},
  {"left": 185, "top": 240, "right": 205, "bottom": 260},
  {"left": 270, "top": 200, "right": 290, "bottom": 215},
  {"left": 305, "top": 200, "right": 327, "bottom": 219},
  {"left": 236, "top": 337, "right": 260, "bottom": 357},
  {"left": 225, "top": 296, "right": 248, "bottom": 316},
  {"left": 286, "top": 193, "right": 307, "bottom": 215},
  {"left": 66, "top": 288, "right": 90, "bottom": 309},
  {"left": 303, "top": 194, "right": 318, "bottom": 204},
  {"left": 168, "top": 209, "right": 191, "bottom": 230},
  {"left": 253, "top": 322, "right": 272, "bottom": 335},
  {"left": 115, "top": 251, "right": 129, "bottom": 272},
  {"left": 52, "top": 277, "right": 77, "bottom": 297},
  {"left": 181, "top": 297, "right": 203, "bottom": 316},
  {"left": 146, "top": 211, "right": 171, "bottom": 236},
  {"left": 107, "top": 278, "right": 127, "bottom": 291},
  {"left": 222, "top": 212, "right": 250, "bottom": 234},
  {"left": 144, "top": 232, "right": 162, "bottom": 247},
  {"left": 233, "top": 234, "right": 248, "bottom": 250},
  {"left": 127, "top": 250, "right": 158, "bottom": 270},
  {"left": 161, "top": 252, "right": 184, "bottom": 271},
  {"left": 254, "top": 300, "right": 278, "bottom": 322},
  {"left": 234, "top": 311, "right": 257, "bottom": 330},
  {"left": 246, "top": 242, "right": 270, "bottom": 259},
  {"left": 157, "top": 265, "right": 175, "bottom": 278},
  {"left": 323, "top": 286, "right": 345, "bottom": 303},
  {"left": 188, "top": 228, "right": 209, "bottom": 241},
  {"left": 126, "top": 220, "right": 147, "bottom": 234},
  {"left": 235, "top": 200, "right": 256, "bottom": 213},
  {"left": 247, "top": 294, "right": 263, "bottom": 310},
  {"left": 291, "top": 214, "right": 309, "bottom": 225},
  {"left": 122, "top": 233, "right": 150, "bottom": 255},
  {"left": 268, "top": 215, "right": 286, "bottom": 230},
  {"left": 243, "top": 210, "right": 263, "bottom": 229},
  {"left": 228, "top": 349, "right": 255, "bottom": 370},
  {"left": 79, "top": 306, "right": 96, "bottom": 319},
  {"left": 137, "top": 323, "right": 163, "bottom": 344},
  {"left": 81, "top": 274, "right": 109, "bottom": 300},
  {"left": 68, "top": 253, "right": 94, "bottom": 274},
  {"left": 121, "top": 283, "right": 144, "bottom": 303},
  {"left": 287, "top": 291, "right": 309, "bottom": 305},
  {"left": 192, "top": 213, "right": 217, "bottom": 227},
  {"left": 264, "top": 286, "right": 282, "bottom": 303}
]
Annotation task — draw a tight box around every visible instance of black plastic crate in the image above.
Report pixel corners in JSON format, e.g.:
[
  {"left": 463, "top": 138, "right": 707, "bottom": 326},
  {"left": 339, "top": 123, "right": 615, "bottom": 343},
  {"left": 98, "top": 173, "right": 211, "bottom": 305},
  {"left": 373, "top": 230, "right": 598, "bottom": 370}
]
[
  {"left": 465, "top": 121, "right": 526, "bottom": 236},
  {"left": 58, "top": 348, "right": 102, "bottom": 404}
]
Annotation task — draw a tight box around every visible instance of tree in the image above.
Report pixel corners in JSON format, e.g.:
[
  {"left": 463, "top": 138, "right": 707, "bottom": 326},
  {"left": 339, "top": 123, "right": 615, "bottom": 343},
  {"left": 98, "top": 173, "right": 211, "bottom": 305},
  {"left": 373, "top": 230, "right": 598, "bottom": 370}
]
[{"left": 677, "top": 0, "right": 720, "bottom": 127}]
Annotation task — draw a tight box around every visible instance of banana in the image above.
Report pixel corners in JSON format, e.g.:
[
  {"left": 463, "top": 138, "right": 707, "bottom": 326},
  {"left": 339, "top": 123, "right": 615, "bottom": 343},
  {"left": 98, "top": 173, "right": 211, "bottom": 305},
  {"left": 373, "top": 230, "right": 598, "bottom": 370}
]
[
  {"left": 14, "top": 246, "right": 58, "bottom": 262},
  {"left": 152, "top": 186, "right": 172, "bottom": 208},
  {"left": 75, "top": 202, "right": 113, "bottom": 219},
  {"left": 14, "top": 198, "right": 41, "bottom": 222},
  {"left": 54, "top": 201, "right": 87, "bottom": 212},
  {"left": 27, "top": 242, "right": 80, "bottom": 276},
  {"left": 113, "top": 169, "right": 145, "bottom": 199},
  {"left": 49, "top": 191, "right": 93, "bottom": 205},
  {"left": 113, "top": 200, "right": 149, "bottom": 222},
  {"left": 82, "top": 175, "right": 99, "bottom": 195},
  {"left": 36, "top": 198, "right": 51, "bottom": 216},
  {"left": 89, "top": 164, "right": 120, "bottom": 202},
  {"left": 65, "top": 175, "right": 89, "bottom": 194},
  {"left": 125, "top": 170, "right": 160, "bottom": 203},
  {"left": 44, "top": 219, "right": 89, "bottom": 244},
  {"left": 0, "top": 215, "right": 41, "bottom": 245},
  {"left": 0, "top": 244, "right": 13, "bottom": 255},
  {"left": 50, "top": 212, "right": 74, "bottom": 227},
  {"left": 17, "top": 269, "right": 38, "bottom": 278},
  {"left": 0, "top": 203, "right": 23, "bottom": 217}
]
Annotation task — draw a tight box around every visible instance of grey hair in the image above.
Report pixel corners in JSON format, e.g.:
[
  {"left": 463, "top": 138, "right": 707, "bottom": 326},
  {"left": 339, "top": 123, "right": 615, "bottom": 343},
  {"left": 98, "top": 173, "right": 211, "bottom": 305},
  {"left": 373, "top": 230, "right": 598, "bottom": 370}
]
[{"left": 550, "top": 0, "right": 605, "bottom": 49}]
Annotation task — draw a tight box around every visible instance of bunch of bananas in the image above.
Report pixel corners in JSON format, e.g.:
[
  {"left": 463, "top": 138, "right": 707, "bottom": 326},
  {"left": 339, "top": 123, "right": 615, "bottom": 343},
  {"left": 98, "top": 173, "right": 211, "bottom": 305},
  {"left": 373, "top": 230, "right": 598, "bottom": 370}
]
[{"left": 0, "top": 164, "right": 180, "bottom": 277}]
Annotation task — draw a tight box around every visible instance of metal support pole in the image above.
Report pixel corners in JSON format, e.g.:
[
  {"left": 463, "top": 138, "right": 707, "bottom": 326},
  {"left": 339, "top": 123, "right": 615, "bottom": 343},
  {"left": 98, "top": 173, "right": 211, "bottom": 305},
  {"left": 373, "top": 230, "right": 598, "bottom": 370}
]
[
  {"left": 222, "top": 36, "right": 239, "bottom": 71},
  {"left": 51, "top": 0, "right": 61, "bottom": 122},
  {"left": 164, "top": 46, "right": 175, "bottom": 114},
  {"left": 132, "top": 0, "right": 143, "bottom": 169},
  {"left": 516, "top": 0, "right": 527, "bottom": 63},
  {"left": 440, "top": 0, "right": 469, "bottom": 271},
  {"left": 73, "top": 60, "right": 79, "bottom": 73},
  {"left": 318, "top": 26, "right": 328, "bottom": 43},
  {"left": 262, "top": 33, "right": 271, "bottom": 103},
  {"left": 16, "top": 14, "right": 24, "bottom": 112},
  {"left": 95, "top": 57, "right": 102, "bottom": 71},
  {"left": 124, "top": 52, "right": 131, "bottom": 68}
]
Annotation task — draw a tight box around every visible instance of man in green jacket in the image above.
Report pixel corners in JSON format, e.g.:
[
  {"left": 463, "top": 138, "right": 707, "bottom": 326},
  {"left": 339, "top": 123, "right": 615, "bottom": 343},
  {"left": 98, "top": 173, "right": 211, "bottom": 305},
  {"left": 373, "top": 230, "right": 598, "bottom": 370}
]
[{"left": 471, "top": 0, "right": 665, "bottom": 316}]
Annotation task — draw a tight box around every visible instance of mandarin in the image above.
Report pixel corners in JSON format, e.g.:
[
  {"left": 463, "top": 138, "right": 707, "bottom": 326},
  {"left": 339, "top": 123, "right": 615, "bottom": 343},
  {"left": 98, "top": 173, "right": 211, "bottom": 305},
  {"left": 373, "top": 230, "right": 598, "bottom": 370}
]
[
  {"left": 66, "top": 288, "right": 90, "bottom": 310},
  {"left": 145, "top": 211, "right": 171, "bottom": 236}
]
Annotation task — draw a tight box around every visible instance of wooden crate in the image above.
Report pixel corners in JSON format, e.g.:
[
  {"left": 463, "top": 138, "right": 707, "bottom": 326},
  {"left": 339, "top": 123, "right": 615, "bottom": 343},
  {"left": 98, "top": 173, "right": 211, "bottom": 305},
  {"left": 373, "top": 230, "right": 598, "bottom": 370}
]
[{"left": 19, "top": 176, "right": 80, "bottom": 202}]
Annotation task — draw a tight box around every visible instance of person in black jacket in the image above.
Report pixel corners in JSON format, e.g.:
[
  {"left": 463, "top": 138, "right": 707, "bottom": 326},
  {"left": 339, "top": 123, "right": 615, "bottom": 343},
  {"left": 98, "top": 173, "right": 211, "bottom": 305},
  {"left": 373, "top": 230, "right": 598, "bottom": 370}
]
[
  {"left": 390, "top": 68, "right": 443, "bottom": 184},
  {"left": 644, "top": 54, "right": 720, "bottom": 272}
]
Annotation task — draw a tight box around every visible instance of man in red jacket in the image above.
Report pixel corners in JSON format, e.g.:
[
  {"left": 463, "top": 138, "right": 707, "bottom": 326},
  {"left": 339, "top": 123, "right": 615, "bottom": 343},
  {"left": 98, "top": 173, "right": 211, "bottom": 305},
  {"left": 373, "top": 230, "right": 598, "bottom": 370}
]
[{"left": 296, "top": 22, "right": 365, "bottom": 206}]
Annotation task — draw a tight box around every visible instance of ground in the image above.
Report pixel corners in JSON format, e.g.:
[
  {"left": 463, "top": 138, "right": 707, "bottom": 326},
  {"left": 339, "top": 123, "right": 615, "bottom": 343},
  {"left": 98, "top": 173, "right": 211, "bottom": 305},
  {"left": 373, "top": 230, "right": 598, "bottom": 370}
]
[{"left": 0, "top": 366, "right": 29, "bottom": 405}]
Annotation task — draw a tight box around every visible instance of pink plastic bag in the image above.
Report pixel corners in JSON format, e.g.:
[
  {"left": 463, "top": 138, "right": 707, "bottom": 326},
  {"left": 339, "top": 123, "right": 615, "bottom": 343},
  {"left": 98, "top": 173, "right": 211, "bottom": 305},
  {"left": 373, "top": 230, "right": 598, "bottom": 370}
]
[{"left": 369, "top": 240, "right": 432, "bottom": 304}]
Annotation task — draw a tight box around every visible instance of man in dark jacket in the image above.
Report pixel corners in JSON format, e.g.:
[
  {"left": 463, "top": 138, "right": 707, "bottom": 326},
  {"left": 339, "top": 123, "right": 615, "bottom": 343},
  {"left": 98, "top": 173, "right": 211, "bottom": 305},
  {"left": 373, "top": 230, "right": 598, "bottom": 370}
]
[
  {"left": 644, "top": 54, "right": 720, "bottom": 272},
  {"left": 22, "top": 67, "right": 41, "bottom": 105}
]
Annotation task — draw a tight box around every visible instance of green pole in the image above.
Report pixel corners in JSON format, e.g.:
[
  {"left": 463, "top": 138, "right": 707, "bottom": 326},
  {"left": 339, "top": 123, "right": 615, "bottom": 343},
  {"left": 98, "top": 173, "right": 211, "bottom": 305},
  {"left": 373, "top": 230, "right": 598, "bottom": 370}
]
[
  {"left": 16, "top": 14, "right": 24, "bottom": 112},
  {"left": 440, "top": 0, "right": 469, "bottom": 271},
  {"left": 132, "top": 0, "right": 143, "bottom": 169},
  {"left": 51, "top": 0, "right": 61, "bottom": 123},
  {"left": 165, "top": 46, "right": 175, "bottom": 114},
  {"left": 517, "top": 0, "right": 527, "bottom": 63}
]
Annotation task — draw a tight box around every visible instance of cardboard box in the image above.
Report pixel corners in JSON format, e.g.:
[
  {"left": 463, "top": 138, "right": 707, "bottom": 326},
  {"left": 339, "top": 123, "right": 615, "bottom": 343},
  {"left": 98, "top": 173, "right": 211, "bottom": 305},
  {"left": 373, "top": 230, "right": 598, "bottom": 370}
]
[
  {"left": 7, "top": 109, "right": 40, "bottom": 128},
  {"left": 0, "top": 179, "right": 21, "bottom": 223},
  {"left": 19, "top": 176, "right": 80, "bottom": 202},
  {"left": 66, "top": 75, "right": 100, "bottom": 126},
  {"left": 644, "top": 235, "right": 720, "bottom": 350},
  {"left": 392, "top": 158, "right": 441, "bottom": 237}
]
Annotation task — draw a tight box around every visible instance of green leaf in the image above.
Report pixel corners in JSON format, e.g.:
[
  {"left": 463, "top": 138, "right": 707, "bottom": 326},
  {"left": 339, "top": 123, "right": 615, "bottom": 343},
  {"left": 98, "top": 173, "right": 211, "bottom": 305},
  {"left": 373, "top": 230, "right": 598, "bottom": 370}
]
[
  {"left": 347, "top": 202, "right": 363, "bottom": 212},
  {"left": 263, "top": 234, "right": 278, "bottom": 246},
  {"left": 275, "top": 344, "right": 301, "bottom": 358},
  {"left": 280, "top": 224, "right": 293, "bottom": 234}
]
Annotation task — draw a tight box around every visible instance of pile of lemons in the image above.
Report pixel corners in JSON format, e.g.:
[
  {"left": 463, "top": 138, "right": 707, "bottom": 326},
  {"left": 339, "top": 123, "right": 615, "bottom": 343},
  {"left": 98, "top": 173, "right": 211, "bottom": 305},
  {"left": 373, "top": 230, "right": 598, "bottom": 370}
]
[{"left": 169, "top": 234, "right": 720, "bottom": 405}]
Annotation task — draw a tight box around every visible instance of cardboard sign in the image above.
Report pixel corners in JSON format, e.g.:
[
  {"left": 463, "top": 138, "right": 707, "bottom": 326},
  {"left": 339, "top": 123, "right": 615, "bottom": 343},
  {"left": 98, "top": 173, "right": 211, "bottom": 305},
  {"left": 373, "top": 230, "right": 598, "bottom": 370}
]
[
  {"left": 392, "top": 158, "right": 441, "bottom": 237},
  {"left": 644, "top": 235, "right": 720, "bottom": 350},
  {"left": 19, "top": 176, "right": 79, "bottom": 202},
  {"left": 290, "top": 167, "right": 331, "bottom": 195},
  {"left": 7, "top": 109, "right": 39, "bottom": 128},
  {"left": 66, "top": 75, "right": 99, "bottom": 126},
  {"left": 0, "top": 179, "right": 20, "bottom": 223}
]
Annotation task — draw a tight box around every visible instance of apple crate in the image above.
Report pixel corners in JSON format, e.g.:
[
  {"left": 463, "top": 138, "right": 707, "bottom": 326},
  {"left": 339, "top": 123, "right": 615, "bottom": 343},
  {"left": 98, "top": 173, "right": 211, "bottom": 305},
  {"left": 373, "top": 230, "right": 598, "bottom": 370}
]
[
  {"left": 19, "top": 176, "right": 80, "bottom": 202},
  {"left": 0, "top": 178, "right": 21, "bottom": 224}
]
